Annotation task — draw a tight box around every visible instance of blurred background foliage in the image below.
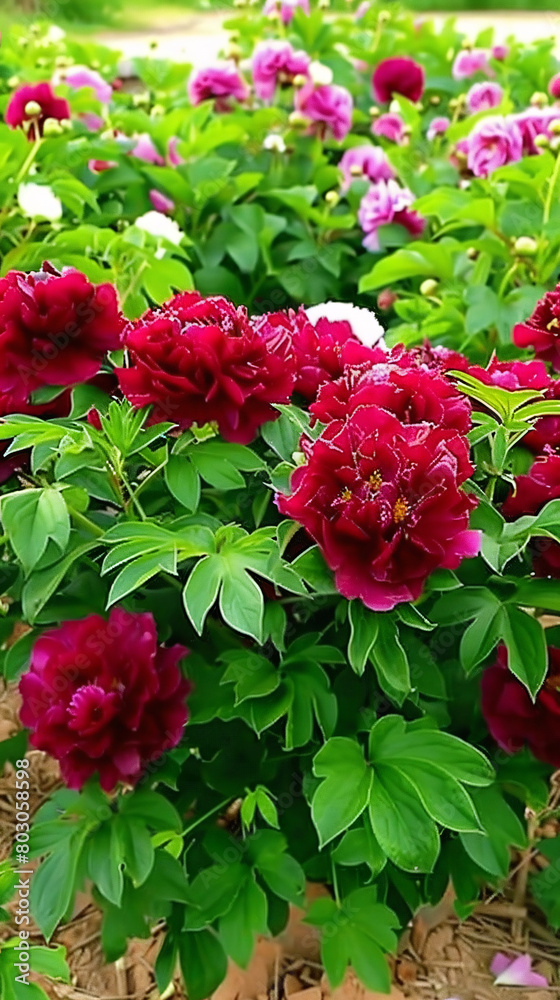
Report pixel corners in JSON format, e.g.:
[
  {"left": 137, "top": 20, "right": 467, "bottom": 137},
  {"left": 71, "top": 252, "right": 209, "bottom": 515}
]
[{"left": 0, "top": 0, "right": 558, "bottom": 30}]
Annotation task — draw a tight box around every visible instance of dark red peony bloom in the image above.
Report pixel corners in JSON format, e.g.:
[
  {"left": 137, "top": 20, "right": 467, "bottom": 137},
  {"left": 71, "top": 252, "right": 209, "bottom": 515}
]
[
  {"left": 19, "top": 607, "right": 190, "bottom": 791},
  {"left": 466, "top": 356, "right": 553, "bottom": 392},
  {"left": 277, "top": 405, "right": 479, "bottom": 611},
  {"left": 513, "top": 285, "right": 560, "bottom": 371},
  {"left": 387, "top": 342, "right": 470, "bottom": 374},
  {"left": 5, "top": 82, "right": 70, "bottom": 139},
  {"left": 311, "top": 359, "right": 472, "bottom": 433},
  {"left": 254, "top": 307, "right": 383, "bottom": 402},
  {"left": 372, "top": 57, "right": 425, "bottom": 104},
  {"left": 502, "top": 453, "right": 560, "bottom": 577},
  {"left": 0, "top": 263, "right": 123, "bottom": 405},
  {"left": 118, "top": 292, "right": 295, "bottom": 443},
  {"left": 481, "top": 645, "right": 560, "bottom": 767}
]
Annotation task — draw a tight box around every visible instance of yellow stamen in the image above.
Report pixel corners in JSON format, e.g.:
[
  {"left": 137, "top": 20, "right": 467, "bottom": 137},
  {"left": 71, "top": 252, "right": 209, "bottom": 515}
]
[
  {"left": 393, "top": 497, "right": 409, "bottom": 523},
  {"left": 369, "top": 471, "right": 382, "bottom": 491},
  {"left": 547, "top": 318, "right": 560, "bottom": 330},
  {"left": 340, "top": 487, "right": 352, "bottom": 501}
]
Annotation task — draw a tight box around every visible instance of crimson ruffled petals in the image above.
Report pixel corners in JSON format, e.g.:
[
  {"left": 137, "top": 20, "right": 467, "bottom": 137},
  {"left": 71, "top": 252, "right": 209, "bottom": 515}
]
[{"left": 18, "top": 608, "right": 191, "bottom": 791}]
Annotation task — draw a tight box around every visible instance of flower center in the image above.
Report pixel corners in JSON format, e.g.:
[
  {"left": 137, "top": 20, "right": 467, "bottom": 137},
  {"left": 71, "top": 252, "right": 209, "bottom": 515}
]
[
  {"left": 545, "top": 673, "right": 560, "bottom": 692},
  {"left": 340, "top": 487, "right": 352, "bottom": 501},
  {"left": 393, "top": 497, "right": 409, "bottom": 523},
  {"left": 547, "top": 318, "right": 560, "bottom": 330},
  {"left": 369, "top": 471, "right": 382, "bottom": 491}
]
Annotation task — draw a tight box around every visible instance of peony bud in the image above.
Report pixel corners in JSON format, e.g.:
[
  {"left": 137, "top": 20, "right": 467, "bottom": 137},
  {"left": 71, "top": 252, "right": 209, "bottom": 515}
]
[
  {"left": 466, "top": 247, "right": 479, "bottom": 260},
  {"left": 530, "top": 91, "right": 549, "bottom": 108},
  {"left": 549, "top": 118, "right": 560, "bottom": 135},
  {"left": 288, "top": 111, "right": 310, "bottom": 128},
  {"left": 7, "top": 76, "right": 20, "bottom": 88},
  {"left": 461, "top": 40, "right": 473, "bottom": 51},
  {"left": 420, "top": 278, "right": 439, "bottom": 296},
  {"left": 349, "top": 163, "right": 363, "bottom": 176},
  {"left": 42, "top": 117, "right": 64, "bottom": 137},
  {"left": 429, "top": 95, "right": 441, "bottom": 106},
  {"left": 368, "top": 106, "right": 380, "bottom": 118},
  {"left": 24, "top": 100, "right": 42, "bottom": 117},
  {"left": 550, "top": 135, "right": 560, "bottom": 152},
  {"left": 377, "top": 288, "right": 397, "bottom": 310},
  {"left": 263, "top": 134, "right": 286, "bottom": 153},
  {"left": 225, "top": 42, "right": 242, "bottom": 61},
  {"left": 378, "top": 10, "right": 390, "bottom": 22},
  {"left": 534, "top": 133, "right": 550, "bottom": 150},
  {"left": 133, "top": 92, "right": 150, "bottom": 107},
  {"left": 514, "top": 236, "right": 538, "bottom": 257},
  {"left": 292, "top": 74, "right": 308, "bottom": 89},
  {"left": 325, "top": 190, "right": 339, "bottom": 206}
]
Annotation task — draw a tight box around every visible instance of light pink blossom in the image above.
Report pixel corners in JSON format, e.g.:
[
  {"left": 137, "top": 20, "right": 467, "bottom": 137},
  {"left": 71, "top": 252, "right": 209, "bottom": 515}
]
[
  {"left": 427, "top": 116, "right": 450, "bottom": 140},
  {"left": 252, "top": 40, "right": 310, "bottom": 102},
  {"left": 467, "top": 81, "right": 503, "bottom": 113},
  {"left": 491, "top": 43, "right": 509, "bottom": 61},
  {"left": 339, "top": 145, "right": 394, "bottom": 189},
  {"left": 466, "top": 116, "right": 523, "bottom": 177},
  {"left": 297, "top": 82, "right": 353, "bottom": 142},
  {"left": 452, "top": 48, "right": 492, "bottom": 80},
  {"left": 358, "top": 179, "right": 425, "bottom": 252},
  {"left": 131, "top": 133, "right": 165, "bottom": 165},
  {"left": 149, "top": 190, "right": 174, "bottom": 213},
  {"left": 490, "top": 953, "right": 548, "bottom": 988},
  {"left": 62, "top": 66, "right": 112, "bottom": 104},
  {"left": 263, "top": 0, "right": 309, "bottom": 24},
  {"left": 372, "top": 112, "right": 405, "bottom": 143},
  {"left": 510, "top": 107, "right": 560, "bottom": 154},
  {"left": 187, "top": 63, "right": 248, "bottom": 111}
]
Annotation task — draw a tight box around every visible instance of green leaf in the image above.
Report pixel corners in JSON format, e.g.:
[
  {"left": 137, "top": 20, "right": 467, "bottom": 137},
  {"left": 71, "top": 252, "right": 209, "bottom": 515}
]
[
  {"left": 1, "top": 490, "right": 70, "bottom": 576},
  {"left": 219, "top": 874, "right": 268, "bottom": 968},
  {"left": 116, "top": 816, "right": 155, "bottom": 888},
  {"left": 107, "top": 549, "right": 178, "bottom": 605},
  {"left": 119, "top": 791, "right": 181, "bottom": 832},
  {"left": 22, "top": 541, "right": 99, "bottom": 622},
  {"left": 29, "top": 945, "right": 70, "bottom": 982},
  {"left": 31, "top": 829, "right": 87, "bottom": 941},
  {"left": 87, "top": 821, "right": 124, "bottom": 906},
  {"left": 501, "top": 606, "right": 547, "bottom": 698},
  {"left": 311, "top": 738, "right": 372, "bottom": 847},
  {"left": 183, "top": 555, "right": 223, "bottom": 634},
  {"left": 360, "top": 242, "right": 456, "bottom": 291},
  {"left": 165, "top": 455, "right": 201, "bottom": 512},
  {"left": 178, "top": 930, "right": 228, "bottom": 1000},
  {"left": 348, "top": 601, "right": 378, "bottom": 676},
  {"left": 219, "top": 566, "right": 264, "bottom": 642},
  {"left": 368, "top": 766, "right": 440, "bottom": 873},
  {"left": 460, "top": 785, "right": 527, "bottom": 878},
  {"left": 369, "top": 614, "right": 411, "bottom": 702}
]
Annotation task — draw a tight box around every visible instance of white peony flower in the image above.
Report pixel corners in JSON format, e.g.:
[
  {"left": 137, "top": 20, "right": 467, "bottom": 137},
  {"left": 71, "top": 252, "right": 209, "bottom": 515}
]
[
  {"left": 45, "top": 25, "right": 66, "bottom": 42},
  {"left": 308, "top": 61, "right": 334, "bottom": 86},
  {"left": 18, "top": 182, "right": 63, "bottom": 221},
  {"left": 305, "top": 301, "right": 386, "bottom": 350},
  {"left": 263, "top": 134, "right": 287, "bottom": 153},
  {"left": 134, "top": 211, "right": 183, "bottom": 245}
]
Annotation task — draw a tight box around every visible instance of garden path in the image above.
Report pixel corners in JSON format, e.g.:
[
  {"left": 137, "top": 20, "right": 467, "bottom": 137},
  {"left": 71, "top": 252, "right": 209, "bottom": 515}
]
[{"left": 97, "top": 9, "right": 560, "bottom": 65}]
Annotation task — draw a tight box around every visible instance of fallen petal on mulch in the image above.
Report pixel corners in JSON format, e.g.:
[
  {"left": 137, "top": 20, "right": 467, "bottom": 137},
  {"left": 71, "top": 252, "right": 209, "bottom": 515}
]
[{"left": 491, "top": 952, "right": 549, "bottom": 987}]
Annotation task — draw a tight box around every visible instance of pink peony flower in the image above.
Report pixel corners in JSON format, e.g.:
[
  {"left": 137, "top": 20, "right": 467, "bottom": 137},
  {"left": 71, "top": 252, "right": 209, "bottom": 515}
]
[
  {"left": 263, "top": 0, "right": 309, "bottom": 24},
  {"left": 491, "top": 44, "right": 509, "bottom": 61},
  {"left": 549, "top": 72, "right": 560, "bottom": 100},
  {"left": 19, "top": 607, "right": 190, "bottom": 791},
  {"left": 252, "top": 40, "right": 310, "bottom": 102},
  {"left": 80, "top": 112, "right": 105, "bottom": 132},
  {"left": 62, "top": 66, "right": 112, "bottom": 104},
  {"left": 6, "top": 82, "right": 70, "bottom": 140},
  {"left": 427, "top": 116, "right": 450, "bottom": 140},
  {"left": 510, "top": 107, "right": 559, "bottom": 154},
  {"left": 338, "top": 145, "right": 394, "bottom": 189},
  {"left": 149, "top": 190, "right": 174, "bottom": 213},
  {"left": 296, "top": 83, "right": 353, "bottom": 142},
  {"left": 452, "top": 48, "right": 492, "bottom": 80},
  {"left": 167, "top": 137, "right": 184, "bottom": 166},
  {"left": 187, "top": 63, "right": 248, "bottom": 111},
  {"left": 513, "top": 282, "right": 560, "bottom": 370},
  {"left": 372, "top": 112, "right": 406, "bottom": 143},
  {"left": 466, "top": 116, "right": 523, "bottom": 177},
  {"left": 358, "top": 180, "right": 425, "bottom": 252},
  {"left": 355, "top": 1, "right": 370, "bottom": 19},
  {"left": 466, "top": 81, "right": 503, "bottom": 113},
  {"left": 372, "top": 57, "right": 425, "bottom": 104},
  {"left": 131, "top": 133, "right": 165, "bottom": 165}
]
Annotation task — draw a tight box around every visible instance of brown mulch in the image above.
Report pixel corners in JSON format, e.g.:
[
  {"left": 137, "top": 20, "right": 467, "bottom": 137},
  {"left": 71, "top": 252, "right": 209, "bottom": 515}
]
[{"left": 1, "top": 681, "right": 559, "bottom": 1000}]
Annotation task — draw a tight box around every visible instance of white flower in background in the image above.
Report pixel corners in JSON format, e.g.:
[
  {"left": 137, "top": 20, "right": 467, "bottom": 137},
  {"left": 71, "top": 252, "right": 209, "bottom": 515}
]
[
  {"left": 305, "top": 301, "right": 386, "bottom": 350},
  {"left": 134, "top": 211, "right": 183, "bottom": 245},
  {"left": 45, "top": 25, "right": 66, "bottom": 43},
  {"left": 308, "top": 61, "right": 334, "bottom": 86},
  {"left": 18, "top": 182, "right": 63, "bottom": 221},
  {"left": 263, "top": 133, "right": 287, "bottom": 152}
]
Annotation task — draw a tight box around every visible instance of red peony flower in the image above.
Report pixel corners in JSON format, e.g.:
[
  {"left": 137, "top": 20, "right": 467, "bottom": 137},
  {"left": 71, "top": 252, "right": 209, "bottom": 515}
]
[
  {"left": 372, "top": 57, "right": 425, "bottom": 104},
  {"left": 466, "top": 356, "right": 553, "bottom": 392},
  {"left": 277, "top": 405, "right": 479, "bottom": 611},
  {"left": 118, "top": 292, "right": 295, "bottom": 443},
  {"left": 311, "top": 359, "right": 472, "bottom": 433},
  {"left": 254, "top": 307, "right": 383, "bottom": 402},
  {"left": 19, "top": 607, "right": 190, "bottom": 791},
  {"left": 5, "top": 82, "right": 70, "bottom": 139},
  {"left": 502, "top": 453, "right": 560, "bottom": 577},
  {"left": 513, "top": 285, "right": 560, "bottom": 371},
  {"left": 481, "top": 645, "right": 560, "bottom": 767},
  {"left": 0, "top": 263, "right": 123, "bottom": 405}
]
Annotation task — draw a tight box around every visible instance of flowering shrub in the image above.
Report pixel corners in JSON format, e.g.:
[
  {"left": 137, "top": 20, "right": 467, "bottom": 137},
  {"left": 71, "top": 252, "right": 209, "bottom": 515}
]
[{"left": 1, "top": 4, "right": 560, "bottom": 998}]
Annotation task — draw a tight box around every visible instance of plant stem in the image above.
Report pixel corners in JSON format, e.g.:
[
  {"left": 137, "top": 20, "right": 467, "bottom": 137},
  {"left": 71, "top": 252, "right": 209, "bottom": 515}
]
[
  {"left": 498, "top": 262, "right": 518, "bottom": 298},
  {"left": 331, "top": 858, "right": 340, "bottom": 904},
  {"left": 543, "top": 150, "right": 560, "bottom": 225},
  {"left": 181, "top": 798, "right": 231, "bottom": 838},
  {"left": 120, "top": 469, "right": 147, "bottom": 520},
  {"left": 67, "top": 506, "right": 105, "bottom": 538}
]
